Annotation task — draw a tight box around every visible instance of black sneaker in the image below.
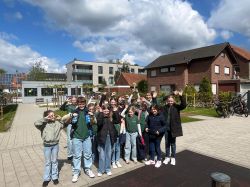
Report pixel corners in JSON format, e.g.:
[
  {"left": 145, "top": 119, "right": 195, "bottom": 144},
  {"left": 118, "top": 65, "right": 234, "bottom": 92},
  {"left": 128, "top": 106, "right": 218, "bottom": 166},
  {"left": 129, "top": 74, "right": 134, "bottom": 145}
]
[
  {"left": 52, "top": 179, "right": 59, "bottom": 185},
  {"left": 67, "top": 156, "right": 73, "bottom": 161},
  {"left": 42, "top": 181, "right": 49, "bottom": 187}
]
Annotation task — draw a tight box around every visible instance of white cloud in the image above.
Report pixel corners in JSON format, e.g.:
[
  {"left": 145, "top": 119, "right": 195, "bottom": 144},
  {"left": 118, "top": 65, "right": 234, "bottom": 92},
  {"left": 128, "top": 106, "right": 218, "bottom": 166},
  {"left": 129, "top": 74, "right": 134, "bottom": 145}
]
[
  {"left": 14, "top": 12, "right": 23, "bottom": 20},
  {"left": 4, "top": 11, "right": 23, "bottom": 21},
  {"left": 220, "top": 30, "right": 233, "bottom": 40},
  {"left": 24, "top": 0, "right": 216, "bottom": 64},
  {"left": 0, "top": 37, "right": 65, "bottom": 73},
  {"left": 0, "top": 32, "right": 18, "bottom": 41},
  {"left": 208, "top": 0, "right": 250, "bottom": 37},
  {"left": 121, "top": 54, "right": 135, "bottom": 65}
]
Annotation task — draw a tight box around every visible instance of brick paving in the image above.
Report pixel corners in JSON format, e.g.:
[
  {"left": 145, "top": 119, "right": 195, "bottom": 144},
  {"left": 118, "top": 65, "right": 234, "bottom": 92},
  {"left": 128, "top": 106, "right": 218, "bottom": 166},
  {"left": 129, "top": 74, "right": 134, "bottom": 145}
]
[{"left": 0, "top": 104, "right": 249, "bottom": 186}]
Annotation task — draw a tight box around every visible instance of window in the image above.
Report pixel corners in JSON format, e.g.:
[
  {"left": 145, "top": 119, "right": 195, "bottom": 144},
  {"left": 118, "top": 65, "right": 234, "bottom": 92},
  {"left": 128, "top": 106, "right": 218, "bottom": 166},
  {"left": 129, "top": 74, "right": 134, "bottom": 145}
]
[
  {"left": 150, "top": 70, "right": 156, "bottom": 77},
  {"left": 160, "top": 85, "right": 175, "bottom": 94},
  {"left": 224, "top": 67, "right": 230, "bottom": 75},
  {"left": 169, "top": 66, "right": 176, "bottom": 72},
  {"left": 98, "top": 76, "right": 104, "bottom": 84},
  {"left": 24, "top": 88, "right": 37, "bottom": 97},
  {"left": 108, "top": 77, "right": 114, "bottom": 85},
  {"left": 150, "top": 86, "right": 156, "bottom": 91},
  {"left": 194, "top": 85, "right": 199, "bottom": 92},
  {"left": 160, "top": 67, "right": 169, "bottom": 73},
  {"left": 138, "top": 69, "right": 145, "bottom": 73},
  {"left": 220, "top": 52, "right": 225, "bottom": 58},
  {"left": 41, "top": 88, "right": 53, "bottom": 96},
  {"left": 98, "top": 66, "right": 103, "bottom": 74},
  {"left": 131, "top": 68, "right": 135, "bottom": 73},
  {"left": 71, "top": 88, "right": 81, "bottom": 96},
  {"left": 109, "top": 67, "right": 113, "bottom": 74},
  {"left": 215, "top": 65, "right": 220, "bottom": 74},
  {"left": 57, "top": 88, "right": 68, "bottom": 95},
  {"left": 212, "top": 84, "right": 217, "bottom": 95}
]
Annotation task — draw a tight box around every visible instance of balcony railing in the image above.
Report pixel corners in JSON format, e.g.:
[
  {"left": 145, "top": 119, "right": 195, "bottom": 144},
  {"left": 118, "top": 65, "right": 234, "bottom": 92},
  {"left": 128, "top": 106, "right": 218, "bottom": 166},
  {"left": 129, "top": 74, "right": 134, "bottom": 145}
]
[
  {"left": 73, "top": 80, "right": 93, "bottom": 84},
  {"left": 72, "top": 69, "right": 93, "bottom": 74}
]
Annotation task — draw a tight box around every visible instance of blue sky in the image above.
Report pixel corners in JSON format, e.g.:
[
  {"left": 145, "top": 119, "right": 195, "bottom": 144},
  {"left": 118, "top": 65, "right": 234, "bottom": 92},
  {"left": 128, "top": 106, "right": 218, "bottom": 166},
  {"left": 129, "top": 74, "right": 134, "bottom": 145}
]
[{"left": 1, "top": 0, "right": 250, "bottom": 73}]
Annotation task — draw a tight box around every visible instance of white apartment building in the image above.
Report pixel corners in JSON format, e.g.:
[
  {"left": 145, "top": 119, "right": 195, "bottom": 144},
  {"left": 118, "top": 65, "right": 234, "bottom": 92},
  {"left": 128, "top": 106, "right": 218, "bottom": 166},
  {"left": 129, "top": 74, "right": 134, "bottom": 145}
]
[{"left": 66, "top": 59, "right": 146, "bottom": 91}]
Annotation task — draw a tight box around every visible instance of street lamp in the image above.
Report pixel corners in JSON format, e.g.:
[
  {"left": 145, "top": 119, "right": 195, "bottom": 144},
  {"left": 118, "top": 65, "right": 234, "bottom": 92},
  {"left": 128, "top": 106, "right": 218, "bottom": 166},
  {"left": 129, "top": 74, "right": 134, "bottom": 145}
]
[{"left": 16, "top": 70, "right": 18, "bottom": 105}]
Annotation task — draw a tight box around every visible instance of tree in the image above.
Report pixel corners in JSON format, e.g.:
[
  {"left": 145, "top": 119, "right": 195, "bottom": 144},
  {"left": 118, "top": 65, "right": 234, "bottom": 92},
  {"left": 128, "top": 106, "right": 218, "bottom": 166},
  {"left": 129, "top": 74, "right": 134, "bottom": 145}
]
[
  {"left": 137, "top": 80, "right": 148, "bottom": 94},
  {"left": 183, "top": 84, "right": 197, "bottom": 106},
  {"left": 114, "top": 71, "right": 121, "bottom": 84},
  {"left": 114, "top": 62, "right": 131, "bottom": 84},
  {"left": 0, "top": 69, "right": 6, "bottom": 93},
  {"left": 121, "top": 63, "right": 130, "bottom": 73},
  {"left": 199, "top": 77, "right": 213, "bottom": 104},
  {"left": 0, "top": 68, "right": 6, "bottom": 76},
  {"left": 27, "top": 61, "right": 47, "bottom": 81}
]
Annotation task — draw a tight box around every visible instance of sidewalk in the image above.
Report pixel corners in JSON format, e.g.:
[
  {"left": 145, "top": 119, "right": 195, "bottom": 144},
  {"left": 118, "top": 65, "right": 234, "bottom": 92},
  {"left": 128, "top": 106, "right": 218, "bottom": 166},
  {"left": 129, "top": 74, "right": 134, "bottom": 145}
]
[
  {"left": 0, "top": 104, "right": 143, "bottom": 187},
  {"left": 0, "top": 104, "right": 249, "bottom": 187}
]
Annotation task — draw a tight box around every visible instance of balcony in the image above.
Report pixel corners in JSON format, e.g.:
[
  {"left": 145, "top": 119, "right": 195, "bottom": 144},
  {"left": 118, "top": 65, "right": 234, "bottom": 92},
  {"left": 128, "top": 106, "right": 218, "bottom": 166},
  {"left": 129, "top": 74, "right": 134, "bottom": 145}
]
[
  {"left": 72, "top": 69, "right": 93, "bottom": 74},
  {"left": 73, "top": 80, "right": 93, "bottom": 84}
]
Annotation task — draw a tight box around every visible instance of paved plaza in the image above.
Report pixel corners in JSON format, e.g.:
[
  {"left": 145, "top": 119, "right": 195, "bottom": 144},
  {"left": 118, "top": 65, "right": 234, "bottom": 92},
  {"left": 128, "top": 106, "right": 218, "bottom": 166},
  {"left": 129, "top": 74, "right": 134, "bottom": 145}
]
[{"left": 0, "top": 104, "right": 249, "bottom": 187}]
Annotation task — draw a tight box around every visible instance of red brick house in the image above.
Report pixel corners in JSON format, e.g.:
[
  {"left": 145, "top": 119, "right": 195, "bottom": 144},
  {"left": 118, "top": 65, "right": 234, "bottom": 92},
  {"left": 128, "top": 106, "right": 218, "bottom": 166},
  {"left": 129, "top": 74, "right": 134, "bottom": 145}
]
[
  {"left": 105, "top": 72, "right": 147, "bottom": 94},
  {"left": 231, "top": 45, "right": 250, "bottom": 80},
  {"left": 145, "top": 42, "right": 240, "bottom": 94}
]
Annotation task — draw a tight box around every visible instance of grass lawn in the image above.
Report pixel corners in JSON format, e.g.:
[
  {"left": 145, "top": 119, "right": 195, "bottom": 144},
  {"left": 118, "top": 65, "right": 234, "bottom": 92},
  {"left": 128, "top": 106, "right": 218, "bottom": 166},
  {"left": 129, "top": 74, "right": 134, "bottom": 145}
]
[
  {"left": 182, "top": 107, "right": 219, "bottom": 117},
  {"left": 181, "top": 115, "right": 203, "bottom": 123},
  {"left": 0, "top": 104, "right": 18, "bottom": 132},
  {"left": 54, "top": 109, "right": 68, "bottom": 117}
]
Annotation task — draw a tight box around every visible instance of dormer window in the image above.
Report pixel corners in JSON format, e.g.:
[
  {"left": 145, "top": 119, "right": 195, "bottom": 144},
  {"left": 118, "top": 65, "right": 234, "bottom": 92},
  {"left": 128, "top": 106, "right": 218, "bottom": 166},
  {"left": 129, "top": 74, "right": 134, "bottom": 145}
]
[{"left": 169, "top": 66, "right": 176, "bottom": 72}]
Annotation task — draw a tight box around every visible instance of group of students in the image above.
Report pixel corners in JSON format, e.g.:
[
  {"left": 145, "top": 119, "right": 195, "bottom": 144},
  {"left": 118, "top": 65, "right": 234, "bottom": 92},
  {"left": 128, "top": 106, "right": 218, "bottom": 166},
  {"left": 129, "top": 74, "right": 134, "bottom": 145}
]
[{"left": 34, "top": 89, "right": 186, "bottom": 187}]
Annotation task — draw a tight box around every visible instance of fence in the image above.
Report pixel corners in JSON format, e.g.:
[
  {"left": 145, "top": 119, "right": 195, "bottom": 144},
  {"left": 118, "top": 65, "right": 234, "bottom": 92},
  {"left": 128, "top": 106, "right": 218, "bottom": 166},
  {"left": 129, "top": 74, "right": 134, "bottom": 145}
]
[{"left": 184, "top": 93, "right": 215, "bottom": 108}]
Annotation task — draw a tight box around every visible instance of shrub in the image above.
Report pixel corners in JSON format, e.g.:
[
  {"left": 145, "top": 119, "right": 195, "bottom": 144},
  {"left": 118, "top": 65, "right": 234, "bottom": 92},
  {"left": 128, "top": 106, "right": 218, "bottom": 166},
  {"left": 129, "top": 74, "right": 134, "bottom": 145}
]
[
  {"left": 198, "top": 77, "right": 213, "bottom": 104},
  {"left": 137, "top": 80, "right": 148, "bottom": 94}
]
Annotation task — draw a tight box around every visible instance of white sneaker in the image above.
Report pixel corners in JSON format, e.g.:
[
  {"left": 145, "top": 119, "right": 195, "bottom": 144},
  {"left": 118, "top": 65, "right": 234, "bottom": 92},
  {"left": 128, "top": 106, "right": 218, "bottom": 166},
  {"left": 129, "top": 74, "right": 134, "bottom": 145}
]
[
  {"left": 97, "top": 173, "right": 102, "bottom": 177},
  {"left": 72, "top": 174, "right": 79, "bottom": 183},
  {"left": 112, "top": 162, "right": 118, "bottom": 169},
  {"left": 155, "top": 161, "right": 162, "bottom": 168},
  {"left": 145, "top": 160, "right": 155, "bottom": 165},
  {"left": 116, "top": 161, "right": 122, "bottom": 168},
  {"left": 170, "top": 158, "right": 176, "bottom": 165},
  {"left": 106, "top": 171, "right": 112, "bottom": 176},
  {"left": 86, "top": 170, "right": 95, "bottom": 178},
  {"left": 163, "top": 157, "right": 171, "bottom": 165}
]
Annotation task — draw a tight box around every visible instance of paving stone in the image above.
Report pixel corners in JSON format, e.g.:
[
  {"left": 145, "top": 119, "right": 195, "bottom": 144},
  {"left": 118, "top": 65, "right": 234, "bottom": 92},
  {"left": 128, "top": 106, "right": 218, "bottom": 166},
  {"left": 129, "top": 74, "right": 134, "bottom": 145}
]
[{"left": 1, "top": 104, "right": 250, "bottom": 186}]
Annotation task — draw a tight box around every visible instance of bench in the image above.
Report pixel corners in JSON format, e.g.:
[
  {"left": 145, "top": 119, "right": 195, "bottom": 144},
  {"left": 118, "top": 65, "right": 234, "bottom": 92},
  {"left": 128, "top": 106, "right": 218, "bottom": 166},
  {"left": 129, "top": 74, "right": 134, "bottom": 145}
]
[{"left": 35, "top": 98, "right": 44, "bottom": 104}]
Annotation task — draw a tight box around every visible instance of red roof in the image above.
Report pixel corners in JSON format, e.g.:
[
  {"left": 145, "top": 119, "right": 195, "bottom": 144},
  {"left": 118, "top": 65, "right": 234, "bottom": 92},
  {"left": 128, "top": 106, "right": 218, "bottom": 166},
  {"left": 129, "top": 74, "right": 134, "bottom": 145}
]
[
  {"left": 231, "top": 45, "right": 250, "bottom": 60},
  {"left": 116, "top": 73, "right": 147, "bottom": 86}
]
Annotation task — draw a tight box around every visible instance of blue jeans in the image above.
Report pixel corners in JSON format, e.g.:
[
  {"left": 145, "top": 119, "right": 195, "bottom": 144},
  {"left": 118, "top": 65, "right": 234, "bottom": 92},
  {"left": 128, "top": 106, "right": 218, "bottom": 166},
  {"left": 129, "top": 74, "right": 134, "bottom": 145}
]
[
  {"left": 111, "top": 137, "right": 120, "bottom": 163},
  {"left": 124, "top": 132, "right": 138, "bottom": 161},
  {"left": 72, "top": 137, "right": 92, "bottom": 175},
  {"left": 149, "top": 137, "right": 162, "bottom": 161},
  {"left": 98, "top": 134, "right": 112, "bottom": 173},
  {"left": 165, "top": 131, "right": 176, "bottom": 157},
  {"left": 66, "top": 124, "right": 73, "bottom": 157},
  {"left": 43, "top": 144, "right": 59, "bottom": 181},
  {"left": 92, "top": 135, "right": 98, "bottom": 163}
]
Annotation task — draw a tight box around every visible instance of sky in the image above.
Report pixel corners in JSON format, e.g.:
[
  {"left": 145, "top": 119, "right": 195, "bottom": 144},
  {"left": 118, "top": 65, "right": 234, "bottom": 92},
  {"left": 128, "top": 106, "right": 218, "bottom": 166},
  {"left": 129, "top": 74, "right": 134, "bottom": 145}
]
[{"left": 1, "top": 0, "right": 250, "bottom": 73}]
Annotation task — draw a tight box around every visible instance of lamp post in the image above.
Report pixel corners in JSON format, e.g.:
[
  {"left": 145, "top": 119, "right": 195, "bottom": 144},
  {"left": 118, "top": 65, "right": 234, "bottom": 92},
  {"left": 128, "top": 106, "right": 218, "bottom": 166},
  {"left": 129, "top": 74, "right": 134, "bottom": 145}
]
[{"left": 16, "top": 70, "right": 18, "bottom": 105}]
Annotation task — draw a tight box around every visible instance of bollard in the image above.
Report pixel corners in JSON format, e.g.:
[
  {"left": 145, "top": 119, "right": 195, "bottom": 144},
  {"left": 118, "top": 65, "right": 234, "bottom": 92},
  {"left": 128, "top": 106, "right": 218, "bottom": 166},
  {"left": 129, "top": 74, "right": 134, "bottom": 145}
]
[
  {"left": 247, "top": 90, "right": 250, "bottom": 113},
  {"left": 211, "top": 172, "right": 231, "bottom": 187}
]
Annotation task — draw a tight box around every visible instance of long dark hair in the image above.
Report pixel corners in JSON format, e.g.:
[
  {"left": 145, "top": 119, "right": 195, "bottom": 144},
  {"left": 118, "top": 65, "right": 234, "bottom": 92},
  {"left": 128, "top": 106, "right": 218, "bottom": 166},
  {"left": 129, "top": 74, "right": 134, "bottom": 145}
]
[{"left": 101, "top": 104, "right": 113, "bottom": 121}]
